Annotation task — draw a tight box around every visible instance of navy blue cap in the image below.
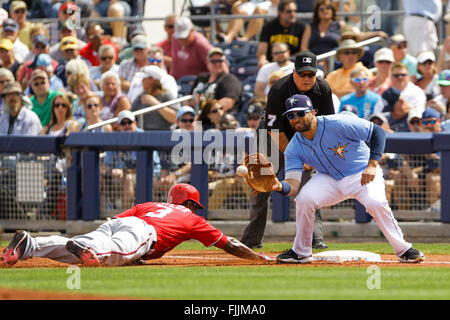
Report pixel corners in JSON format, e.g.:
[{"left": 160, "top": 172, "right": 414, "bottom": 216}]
[
  {"left": 282, "top": 94, "right": 313, "bottom": 116},
  {"left": 33, "top": 34, "right": 49, "bottom": 47},
  {"left": 381, "top": 87, "right": 401, "bottom": 112},
  {"left": 421, "top": 107, "right": 442, "bottom": 119}
]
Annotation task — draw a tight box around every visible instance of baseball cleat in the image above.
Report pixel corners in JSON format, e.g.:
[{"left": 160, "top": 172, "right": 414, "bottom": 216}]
[
  {"left": 276, "top": 249, "right": 313, "bottom": 264},
  {"left": 66, "top": 240, "right": 101, "bottom": 267},
  {"left": 0, "top": 230, "right": 28, "bottom": 267},
  {"left": 312, "top": 240, "right": 328, "bottom": 249},
  {"left": 398, "top": 247, "right": 425, "bottom": 263}
]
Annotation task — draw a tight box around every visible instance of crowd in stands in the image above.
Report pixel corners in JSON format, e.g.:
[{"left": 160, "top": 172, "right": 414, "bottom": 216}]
[{"left": 0, "top": 0, "right": 449, "bottom": 213}]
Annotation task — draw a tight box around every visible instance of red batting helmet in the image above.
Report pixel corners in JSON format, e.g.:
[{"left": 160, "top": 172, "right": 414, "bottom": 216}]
[{"left": 167, "top": 183, "right": 204, "bottom": 209}]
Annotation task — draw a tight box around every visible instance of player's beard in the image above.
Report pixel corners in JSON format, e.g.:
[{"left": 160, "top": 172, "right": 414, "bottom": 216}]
[{"left": 293, "top": 119, "right": 312, "bottom": 132}]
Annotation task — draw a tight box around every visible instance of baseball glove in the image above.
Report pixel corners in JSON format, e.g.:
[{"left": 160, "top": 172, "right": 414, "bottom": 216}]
[{"left": 241, "top": 153, "right": 276, "bottom": 193}]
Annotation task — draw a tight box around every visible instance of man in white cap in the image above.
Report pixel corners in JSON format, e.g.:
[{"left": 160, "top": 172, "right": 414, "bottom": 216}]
[
  {"left": 388, "top": 34, "right": 418, "bottom": 78},
  {"left": 368, "top": 47, "right": 395, "bottom": 95},
  {"left": 169, "top": 17, "right": 213, "bottom": 81},
  {"left": 102, "top": 110, "right": 142, "bottom": 209}
]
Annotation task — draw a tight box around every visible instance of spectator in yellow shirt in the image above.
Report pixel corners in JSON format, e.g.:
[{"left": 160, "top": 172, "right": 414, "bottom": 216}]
[
  {"left": 325, "top": 39, "right": 371, "bottom": 98},
  {"left": 9, "top": 1, "right": 34, "bottom": 50}
]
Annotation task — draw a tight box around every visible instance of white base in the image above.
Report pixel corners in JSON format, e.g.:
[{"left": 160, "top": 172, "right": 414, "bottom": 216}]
[{"left": 313, "top": 250, "right": 382, "bottom": 263}]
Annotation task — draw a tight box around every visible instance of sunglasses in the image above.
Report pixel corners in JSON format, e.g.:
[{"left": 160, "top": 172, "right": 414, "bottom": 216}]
[
  {"left": 247, "top": 115, "right": 261, "bottom": 121},
  {"left": 342, "top": 50, "right": 360, "bottom": 55},
  {"left": 210, "top": 107, "right": 223, "bottom": 113},
  {"left": 286, "top": 110, "right": 311, "bottom": 120},
  {"left": 86, "top": 103, "right": 99, "bottom": 109},
  {"left": 32, "top": 81, "right": 46, "bottom": 87},
  {"left": 272, "top": 50, "right": 287, "bottom": 56},
  {"left": 297, "top": 72, "right": 315, "bottom": 78},
  {"left": 319, "top": 6, "right": 332, "bottom": 11},
  {"left": 421, "top": 119, "right": 438, "bottom": 125},
  {"left": 396, "top": 43, "right": 408, "bottom": 49},
  {"left": 377, "top": 60, "right": 392, "bottom": 64},
  {"left": 148, "top": 57, "right": 162, "bottom": 63},
  {"left": 120, "top": 120, "right": 134, "bottom": 126},
  {"left": 392, "top": 73, "right": 408, "bottom": 78},
  {"left": 284, "top": 9, "right": 296, "bottom": 13},
  {"left": 100, "top": 56, "right": 114, "bottom": 61},
  {"left": 352, "top": 77, "right": 368, "bottom": 83},
  {"left": 180, "top": 118, "right": 195, "bottom": 123},
  {"left": 54, "top": 102, "right": 67, "bottom": 108},
  {"left": 209, "top": 59, "right": 225, "bottom": 64},
  {"left": 409, "top": 119, "right": 421, "bottom": 125},
  {"left": 14, "top": 9, "right": 26, "bottom": 14},
  {"left": 165, "top": 24, "right": 174, "bottom": 29}
]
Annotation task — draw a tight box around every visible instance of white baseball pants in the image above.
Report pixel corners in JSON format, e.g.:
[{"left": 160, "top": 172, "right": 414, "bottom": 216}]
[
  {"left": 21, "top": 217, "right": 156, "bottom": 266},
  {"left": 292, "top": 167, "right": 412, "bottom": 257}
]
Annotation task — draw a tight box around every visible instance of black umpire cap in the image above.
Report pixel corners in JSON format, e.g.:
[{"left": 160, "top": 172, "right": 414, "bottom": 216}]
[{"left": 295, "top": 51, "right": 318, "bottom": 74}]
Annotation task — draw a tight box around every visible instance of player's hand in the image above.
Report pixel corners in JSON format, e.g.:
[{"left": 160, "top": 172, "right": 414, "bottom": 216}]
[
  {"left": 270, "top": 177, "right": 280, "bottom": 192},
  {"left": 361, "top": 161, "right": 378, "bottom": 186}
]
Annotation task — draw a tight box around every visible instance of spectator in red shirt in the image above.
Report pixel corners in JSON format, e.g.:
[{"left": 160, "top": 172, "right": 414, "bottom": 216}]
[
  {"left": 169, "top": 17, "right": 213, "bottom": 81},
  {"left": 79, "top": 23, "right": 118, "bottom": 67}
]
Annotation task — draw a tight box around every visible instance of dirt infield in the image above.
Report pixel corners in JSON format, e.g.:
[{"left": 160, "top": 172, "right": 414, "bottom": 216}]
[
  {"left": 5, "top": 250, "right": 450, "bottom": 268},
  {"left": 1, "top": 250, "right": 449, "bottom": 299}
]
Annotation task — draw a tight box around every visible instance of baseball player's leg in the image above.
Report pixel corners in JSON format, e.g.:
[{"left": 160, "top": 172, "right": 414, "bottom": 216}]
[
  {"left": 72, "top": 217, "right": 156, "bottom": 266},
  {"left": 347, "top": 168, "right": 412, "bottom": 256},
  {"left": 240, "top": 191, "right": 270, "bottom": 248},
  {"left": 292, "top": 172, "right": 344, "bottom": 257},
  {"left": 299, "top": 170, "right": 327, "bottom": 248}
]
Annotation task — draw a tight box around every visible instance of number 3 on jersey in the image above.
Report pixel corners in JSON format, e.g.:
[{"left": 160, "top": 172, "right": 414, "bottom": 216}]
[{"left": 145, "top": 204, "right": 173, "bottom": 218}]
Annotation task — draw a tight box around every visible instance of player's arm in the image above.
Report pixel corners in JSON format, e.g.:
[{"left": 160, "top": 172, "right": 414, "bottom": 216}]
[
  {"left": 270, "top": 173, "right": 302, "bottom": 197},
  {"left": 222, "top": 236, "right": 272, "bottom": 261},
  {"left": 361, "top": 124, "right": 386, "bottom": 185}
]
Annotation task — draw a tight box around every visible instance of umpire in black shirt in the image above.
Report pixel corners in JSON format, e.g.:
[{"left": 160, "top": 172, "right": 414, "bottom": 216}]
[{"left": 240, "top": 51, "right": 335, "bottom": 249}]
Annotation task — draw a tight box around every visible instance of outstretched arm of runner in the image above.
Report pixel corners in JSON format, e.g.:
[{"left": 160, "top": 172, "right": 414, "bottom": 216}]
[{"left": 222, "top": 237, "right": 272, "bottom": 261}]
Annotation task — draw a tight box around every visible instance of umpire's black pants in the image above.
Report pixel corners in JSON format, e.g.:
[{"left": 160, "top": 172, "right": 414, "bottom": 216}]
[{"left": 240, "top": 170, "right": 324, "bottom": 247}]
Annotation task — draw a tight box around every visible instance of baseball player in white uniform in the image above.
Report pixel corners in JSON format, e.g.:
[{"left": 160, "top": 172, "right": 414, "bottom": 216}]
[{"left": 272, "top": 94, "right": 425, "bottom": 263}]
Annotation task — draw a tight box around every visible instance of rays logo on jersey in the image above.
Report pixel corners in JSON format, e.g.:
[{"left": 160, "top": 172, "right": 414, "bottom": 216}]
[{"left": 329, "top": 142, "right": 349, "bottom": 159}]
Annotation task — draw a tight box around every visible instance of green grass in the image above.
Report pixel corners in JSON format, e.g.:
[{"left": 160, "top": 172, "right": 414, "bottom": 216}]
[{"left": 0, "top": 242, "right": 449, "bottom": 300}]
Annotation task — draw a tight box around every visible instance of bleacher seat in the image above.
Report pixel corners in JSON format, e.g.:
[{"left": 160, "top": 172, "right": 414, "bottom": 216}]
[
  {"left": 241, "top": 74, "right": 257, "bottom": 94},
  {"left": 230, "top": 56, "right": 259, "bottom": 81},
  {"left": 177, "top": 75, "right": 197, "bottom": 97},
  {"left": 237, "top": 91, "right": 255, "bottom": 126}
]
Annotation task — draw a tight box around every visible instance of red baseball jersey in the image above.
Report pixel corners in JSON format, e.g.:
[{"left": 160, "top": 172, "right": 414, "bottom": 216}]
[{"left": 115, "top": 202, "right": 228, "bottom": 259}]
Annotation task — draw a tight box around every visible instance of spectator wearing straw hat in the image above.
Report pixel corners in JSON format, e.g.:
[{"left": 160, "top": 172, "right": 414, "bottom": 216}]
[
  {"left": 325, "top": 39, "right": 371, "bottom": 98},
  {"left": 0, "top": 81, "right": 42, "bottom": 135}
]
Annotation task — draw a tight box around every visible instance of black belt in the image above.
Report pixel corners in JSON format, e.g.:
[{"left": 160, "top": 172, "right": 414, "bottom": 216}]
[{"left": 409, "top": 13, "right": 434, "bottom": 22}]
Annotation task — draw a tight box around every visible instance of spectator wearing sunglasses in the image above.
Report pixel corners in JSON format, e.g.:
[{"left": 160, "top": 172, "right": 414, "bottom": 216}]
[
  {"left": 126, "top": 46, "right": 178, "bottom": 103},
  {"left": 91, "top": 44, "right": 119, "bottom": 89},
  {"left": 339, "top": 68, "right": 383, "bottom": 119},
  {"left": 118, "top": 34, "right": 150, "bottom": 93},
  {"left": 79, "top": 23, "right": 118, "bottom": 67},
  {"left": 195, "top": 99, "right": 224, "bottom": 131},
  {"left": 325, "top": 39, "right": 371, "bottom": 98},
  {"left": 414, "top": 51, "right": 440, "bottom": 100},
  {"left": 47, "top": 2, "right": 87, "bottom": 47},
  {"left": 49, "top": 20, "right": 87, "bottom": 64},
  {"left": 190, "top": 47, "right": 242, "bottom": 114},
  {"left": 9, "top": 1, "right": 34, "bottom": 50},
  {"left": 155, "top": 14, "right": 177, "bottom": 72},
  {"left": 79, "top": 95, "right": 113, "bottom": 132},
  {"left": 388, "top": 34, "right": 418, "bottom": 79},
  {"left": 389, "top": 62, "right": 426, "bottom": 116},
  {"left": 158, "top": 106, "right": 197, "bottom": 188}
]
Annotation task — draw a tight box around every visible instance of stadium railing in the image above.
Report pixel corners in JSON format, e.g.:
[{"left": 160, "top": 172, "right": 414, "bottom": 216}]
[{"left": 1, "top": 132, "right": 449, "bottom": 232}]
